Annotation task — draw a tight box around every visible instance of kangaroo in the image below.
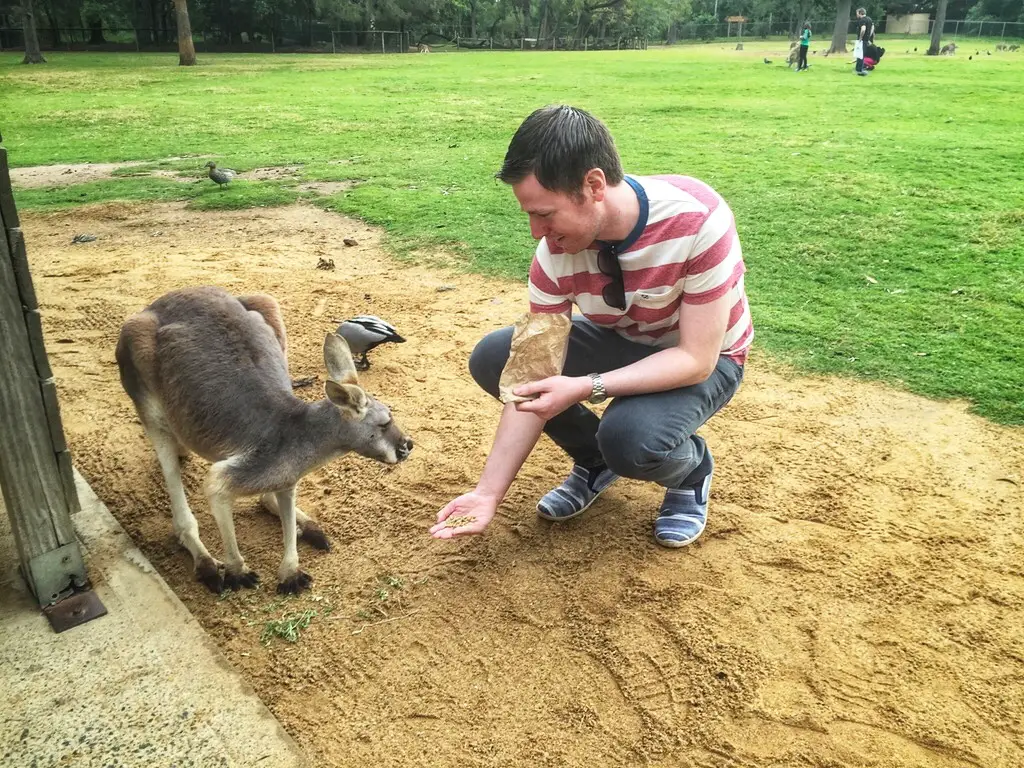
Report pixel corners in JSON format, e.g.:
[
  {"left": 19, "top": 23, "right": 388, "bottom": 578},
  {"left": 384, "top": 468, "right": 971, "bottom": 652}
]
[{"left": 115, "top": 286, "right": 413, "bottom": 595}]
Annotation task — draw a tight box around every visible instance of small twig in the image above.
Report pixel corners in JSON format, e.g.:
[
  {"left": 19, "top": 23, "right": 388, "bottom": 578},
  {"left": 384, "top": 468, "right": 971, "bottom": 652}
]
[
  {"left": 350, "top": 609, "right": 421, "bottom": 635},
  {"left": 736, "top": 414, "right": 780, "bottom": 422}
]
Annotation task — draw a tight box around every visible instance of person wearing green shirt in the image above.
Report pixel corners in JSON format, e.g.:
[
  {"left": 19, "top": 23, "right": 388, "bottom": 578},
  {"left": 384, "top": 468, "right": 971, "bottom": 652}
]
[{"left": 797, "top": 23, "right": 811, "bottom": 71}]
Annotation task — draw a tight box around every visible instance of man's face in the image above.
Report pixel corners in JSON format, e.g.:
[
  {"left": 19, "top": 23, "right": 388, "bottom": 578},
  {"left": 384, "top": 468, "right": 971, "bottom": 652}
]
[
  {"left": 856, "top": 9, "right": 865, "bottom": 17},
  {"left": 512, "top": 173, "right": 603, "bottom": 255}
]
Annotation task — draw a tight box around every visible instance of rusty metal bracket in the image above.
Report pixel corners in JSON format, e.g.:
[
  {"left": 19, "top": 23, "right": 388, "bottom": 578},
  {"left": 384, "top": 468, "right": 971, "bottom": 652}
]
[
  {"left": 25, "top": 541, "right": 87, "bottom": 606},
  {"left": 42, "top": 588, "right": 108, "bottom": 633}
]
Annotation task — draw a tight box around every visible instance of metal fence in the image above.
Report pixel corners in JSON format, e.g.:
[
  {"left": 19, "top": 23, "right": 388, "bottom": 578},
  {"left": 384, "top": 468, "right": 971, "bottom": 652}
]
[
  {"left": 0, "top": 26, "right": 414, "bottom": 54},
  {"left": 667, "top": 18, "right": 1024, "bottom": 43},
  {"left": 933, "top": 19, "right": 1024, "bottom": 41},
  {"left": 1, "top": 19, "right": 1021, "bottom": 54}
]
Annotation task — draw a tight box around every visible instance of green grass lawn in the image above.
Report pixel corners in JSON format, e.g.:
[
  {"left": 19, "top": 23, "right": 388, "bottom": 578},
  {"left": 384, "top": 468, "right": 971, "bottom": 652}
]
[{"left": 2, "top": 42, "right": 1022, "bottom": 423}]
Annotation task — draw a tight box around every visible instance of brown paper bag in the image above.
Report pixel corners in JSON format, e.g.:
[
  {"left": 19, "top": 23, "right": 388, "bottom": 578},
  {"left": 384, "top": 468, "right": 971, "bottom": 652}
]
[{"left": 498, "top": 312, "right": 572, "bottom": 404}]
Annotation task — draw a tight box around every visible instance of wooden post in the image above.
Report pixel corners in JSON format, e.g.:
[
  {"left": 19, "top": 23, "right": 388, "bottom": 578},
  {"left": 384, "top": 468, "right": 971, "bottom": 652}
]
[{"left": 0, "top": 147, "right": 87, "bottom": 607}]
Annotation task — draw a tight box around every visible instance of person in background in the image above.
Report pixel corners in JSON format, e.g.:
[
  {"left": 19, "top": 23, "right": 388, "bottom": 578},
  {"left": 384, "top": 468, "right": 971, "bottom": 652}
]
[
  {"left": 797, "top": 23, "right": 811, "bottom": 71},
  {"left": 854, "top": 7, "right": 873, "bottom": 76}
]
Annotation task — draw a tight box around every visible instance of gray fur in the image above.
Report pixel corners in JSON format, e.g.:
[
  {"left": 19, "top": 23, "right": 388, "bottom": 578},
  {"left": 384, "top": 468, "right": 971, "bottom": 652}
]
[{"left": 116, "top": 286, "right": 412, "bottom": 595}]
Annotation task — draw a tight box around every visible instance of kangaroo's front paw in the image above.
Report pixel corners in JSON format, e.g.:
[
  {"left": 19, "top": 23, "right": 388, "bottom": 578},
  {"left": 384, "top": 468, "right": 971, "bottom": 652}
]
[
  {"left": 195, "top": 557, "right": 224, "bottom": 594},
  {"left": 300, "top": 523, "right": 331, "bottom": 552},
  {"left": 277, "top": 569, "right": 313, "bottom": 595},
  {"left": 224, "top": 568, "right": 260, "bottom": 590}
]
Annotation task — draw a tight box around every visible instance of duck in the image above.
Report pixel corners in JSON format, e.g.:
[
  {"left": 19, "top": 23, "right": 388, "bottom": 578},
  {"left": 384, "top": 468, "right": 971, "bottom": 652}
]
[
  {"left": 335, "top": 315, "right": 405, "bottom": 370},
  {"left": 204, "top": 161, "right": 236, "bottom": 189}
]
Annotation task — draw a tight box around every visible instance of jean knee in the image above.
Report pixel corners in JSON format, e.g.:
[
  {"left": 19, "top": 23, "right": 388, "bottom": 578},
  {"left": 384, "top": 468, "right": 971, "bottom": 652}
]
[
  {"left": 597, "top": 408, "right": 701, "bottom": 484},
  {"left": 596, "top": 415, "right": 660, "bottom": 480},
  {"left": 468, "top": 327, "right": 513, "bottom": 397}
]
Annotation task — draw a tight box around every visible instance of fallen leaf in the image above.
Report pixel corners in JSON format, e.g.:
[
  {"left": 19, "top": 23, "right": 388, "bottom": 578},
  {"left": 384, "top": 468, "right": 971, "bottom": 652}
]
[{"left": 865, "top": 275, "right": 878, "bottom": 284}]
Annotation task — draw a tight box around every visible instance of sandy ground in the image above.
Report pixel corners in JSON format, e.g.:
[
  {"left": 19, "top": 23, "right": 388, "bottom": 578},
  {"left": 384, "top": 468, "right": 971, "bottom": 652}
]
[
  {"left": 20, "top": 201, "right": 1024, "bottom": 767},
  {"left": 8, "top": 160, "right": 351, "bottom": 195}
]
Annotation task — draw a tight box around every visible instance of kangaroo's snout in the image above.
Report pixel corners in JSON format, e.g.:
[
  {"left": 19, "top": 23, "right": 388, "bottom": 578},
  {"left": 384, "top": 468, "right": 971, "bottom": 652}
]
[{"left": 397, "top": 437, "right": 413, "bottom": 461}]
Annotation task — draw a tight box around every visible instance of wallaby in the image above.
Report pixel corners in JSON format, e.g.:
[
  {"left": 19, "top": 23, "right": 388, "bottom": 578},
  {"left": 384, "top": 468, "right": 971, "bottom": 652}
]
[{"left": 115, "top": 286, "right": 413, "bottom": 595}]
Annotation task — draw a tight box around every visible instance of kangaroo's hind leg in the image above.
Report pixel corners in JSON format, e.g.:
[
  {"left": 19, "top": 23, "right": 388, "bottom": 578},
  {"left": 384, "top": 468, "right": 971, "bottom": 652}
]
[
  {"left": 261, "top": 492, "right": 331, "bottom": 551},
  {"left": 144, "top": 413, "right": 224, "bottom": 592},
  {"left": 270, "top": 486, "right": 313, "bottom": 594}
]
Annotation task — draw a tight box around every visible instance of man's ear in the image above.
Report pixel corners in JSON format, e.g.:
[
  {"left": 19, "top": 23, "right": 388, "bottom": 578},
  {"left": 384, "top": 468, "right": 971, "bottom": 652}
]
[{"left": 583, "top": 168, "right": 607, "bottom": 202}]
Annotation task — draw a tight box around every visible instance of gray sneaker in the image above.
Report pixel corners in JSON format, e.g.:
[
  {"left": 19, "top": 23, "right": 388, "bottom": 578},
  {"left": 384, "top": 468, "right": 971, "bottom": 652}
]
[{"left": 537, "top": 464, "right": 619, "bottom": 521}]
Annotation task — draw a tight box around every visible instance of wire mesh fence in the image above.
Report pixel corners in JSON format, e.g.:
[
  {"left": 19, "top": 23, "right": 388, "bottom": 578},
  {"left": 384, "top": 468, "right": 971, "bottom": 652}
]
[
  {"left": 666, "top": 19, "right": 1024, "bottom": 43},
  {"left": 1, "top": 19, "right": 1020, "bottom": 55}
]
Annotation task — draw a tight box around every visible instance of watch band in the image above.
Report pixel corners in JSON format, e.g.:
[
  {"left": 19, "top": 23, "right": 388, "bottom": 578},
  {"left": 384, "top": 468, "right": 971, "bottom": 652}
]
[{"left": 587, "top": 373, "right": 608, "bottom": 404}]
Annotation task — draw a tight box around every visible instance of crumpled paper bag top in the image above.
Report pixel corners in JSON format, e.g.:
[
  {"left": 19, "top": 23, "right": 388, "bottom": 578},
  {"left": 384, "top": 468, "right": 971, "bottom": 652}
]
[{"left": 498, "top": 312, "right": 571, "bottom": 404}]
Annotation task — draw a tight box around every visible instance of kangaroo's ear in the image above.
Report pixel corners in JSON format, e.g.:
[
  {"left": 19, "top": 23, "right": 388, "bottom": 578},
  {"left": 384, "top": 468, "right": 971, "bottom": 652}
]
[
  {"left": 324, "top": 333, "right": 359, "bottom": 385},
  {"left": 325, "top": 380, "right": 368, "bottom": 420}
]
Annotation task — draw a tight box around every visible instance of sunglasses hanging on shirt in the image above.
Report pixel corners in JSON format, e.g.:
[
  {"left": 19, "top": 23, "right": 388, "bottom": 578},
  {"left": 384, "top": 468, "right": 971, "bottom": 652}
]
[{"left": 597, "top": 244, "right": 627, "bottom": 310}]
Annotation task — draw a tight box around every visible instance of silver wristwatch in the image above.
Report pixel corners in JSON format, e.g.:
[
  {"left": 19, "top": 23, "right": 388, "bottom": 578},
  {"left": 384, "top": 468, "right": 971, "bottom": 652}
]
[{"left": 587, "top": 373, "right": 608, "bottom": 404}]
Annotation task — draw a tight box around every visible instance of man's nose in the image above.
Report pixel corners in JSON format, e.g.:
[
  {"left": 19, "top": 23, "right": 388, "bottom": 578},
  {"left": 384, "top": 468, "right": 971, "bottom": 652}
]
[{"left": 528, "top": 215, "right": 547, "bottom": 240}]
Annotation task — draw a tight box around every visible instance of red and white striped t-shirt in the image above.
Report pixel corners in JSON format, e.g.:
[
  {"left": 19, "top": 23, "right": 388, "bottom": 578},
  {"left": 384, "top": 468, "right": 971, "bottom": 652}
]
[{"left": 527, "top": 175, "right": 753, "bottom": 365}]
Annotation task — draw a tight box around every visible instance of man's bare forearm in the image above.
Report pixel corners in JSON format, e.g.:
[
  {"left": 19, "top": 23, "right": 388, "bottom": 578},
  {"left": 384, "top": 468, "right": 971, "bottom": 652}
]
[{"left": 474, "top": 404, "right": 547, "bottom": 503}]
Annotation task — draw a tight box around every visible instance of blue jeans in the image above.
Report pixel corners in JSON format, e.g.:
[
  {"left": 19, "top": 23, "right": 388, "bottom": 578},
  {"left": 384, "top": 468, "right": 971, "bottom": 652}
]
[{"left": 469, "top": 318, "right": 744, "bottom": 489}]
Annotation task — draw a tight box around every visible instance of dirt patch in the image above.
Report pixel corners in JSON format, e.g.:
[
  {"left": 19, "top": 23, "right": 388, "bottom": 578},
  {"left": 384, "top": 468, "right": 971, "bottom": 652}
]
[
  {"left": 10, "top": 157, "right": 215, "bottom": 189},
  {"left": 8, "top": 158, "right": 310, "bottom": 189},
  {"left": 298, "top": 181, "right": 358, "bottom": 195},
  {"left": 10, "top": 162, "right": 146, "bottom": 189},
  {"left": 23, "top": 202, "right": 1024, "bottom": 768},
  {"left": 246, "top": 165, "right": 304, "bottom": 181}
]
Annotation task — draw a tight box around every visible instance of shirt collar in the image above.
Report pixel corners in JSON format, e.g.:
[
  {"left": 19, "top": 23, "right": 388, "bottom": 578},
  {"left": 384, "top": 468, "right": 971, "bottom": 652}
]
[{"left": 596, "top": 175, "right": 649, "bottom": 256}]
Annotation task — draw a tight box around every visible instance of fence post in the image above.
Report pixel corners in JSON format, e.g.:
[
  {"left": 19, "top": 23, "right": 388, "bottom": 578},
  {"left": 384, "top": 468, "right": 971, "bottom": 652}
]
[
  {"left": 1001, "top": 22, "right": 1006, "bottom": 42},
  {"left": 381, "top": 32, "right": 385, "bottom": 54},
  {"left": 271, "top": 30, "right": 275, "bottom": 53},
  {"left": 331, "top": 30, "right": 335, "bottom": 53},
  {"left": 0, "top": 147, "right": 89, "bottom": 610}
]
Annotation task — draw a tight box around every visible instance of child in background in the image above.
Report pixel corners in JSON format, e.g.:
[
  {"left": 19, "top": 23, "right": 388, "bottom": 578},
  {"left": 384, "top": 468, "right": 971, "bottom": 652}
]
[{"left": 797, "top": 23, "right": 811, "bottom": 71}]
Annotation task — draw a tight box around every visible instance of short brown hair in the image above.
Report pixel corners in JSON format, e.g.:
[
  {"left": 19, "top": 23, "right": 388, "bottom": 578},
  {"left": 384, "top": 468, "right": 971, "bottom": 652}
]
[{"left": 497, "top": 105, "right": 623, "bottom": 196}]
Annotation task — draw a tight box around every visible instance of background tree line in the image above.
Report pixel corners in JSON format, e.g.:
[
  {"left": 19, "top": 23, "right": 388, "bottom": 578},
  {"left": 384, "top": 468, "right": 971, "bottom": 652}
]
[{"left": 5, "top": 0, "right": 1019, "bottom": 48}]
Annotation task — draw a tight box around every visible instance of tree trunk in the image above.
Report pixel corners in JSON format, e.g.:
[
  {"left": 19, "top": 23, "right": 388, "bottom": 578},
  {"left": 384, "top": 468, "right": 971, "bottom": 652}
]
[
  {"left": 21, "top": 0, "right": 46, "bottom": 63},
  {"left": 172, "top": 0, "right": 196, "bottom": 65},
  {"left": 43, "top": 0, "right": 60, "bottom": 47},
  {"left": 89, "top": 15, "right": 106, "bottom": 44},
  {"left": 538, "top": 0, "right": 551, "bottom": 46},
  {"left": 470, "top": 2, "right": 477, "bottom": 38},
  {"left": 828, "top": 0, "right": 851, "bottom": 54},
  {"left": 927, "top": 0, "right": 949, "bottom": 55}
]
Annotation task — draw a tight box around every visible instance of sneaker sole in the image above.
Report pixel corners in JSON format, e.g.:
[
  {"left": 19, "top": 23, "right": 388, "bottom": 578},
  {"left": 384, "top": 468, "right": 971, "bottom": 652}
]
[{"left": 536, "top": 476, "right": 620, "bottom": 522}]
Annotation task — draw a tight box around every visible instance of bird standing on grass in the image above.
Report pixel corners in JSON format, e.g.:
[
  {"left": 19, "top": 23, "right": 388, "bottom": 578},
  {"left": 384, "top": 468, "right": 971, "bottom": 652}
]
[
  {"left": 335, "top": 316, "right": 405, "bottom": 370},
  {"left": 205, "top": 161, "right": 236, "bottom": 190}
]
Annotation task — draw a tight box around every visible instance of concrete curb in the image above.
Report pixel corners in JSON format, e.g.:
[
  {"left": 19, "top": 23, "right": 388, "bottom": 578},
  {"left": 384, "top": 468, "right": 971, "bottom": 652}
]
[{"left": 0, "top": 471, "right": 309, "bottom": 768}]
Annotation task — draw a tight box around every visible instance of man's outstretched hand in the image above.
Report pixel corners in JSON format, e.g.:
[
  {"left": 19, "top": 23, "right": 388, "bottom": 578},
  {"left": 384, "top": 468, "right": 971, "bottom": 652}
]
[{"left": 430, "top": 491, "right": 498, "bottom": 539}]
